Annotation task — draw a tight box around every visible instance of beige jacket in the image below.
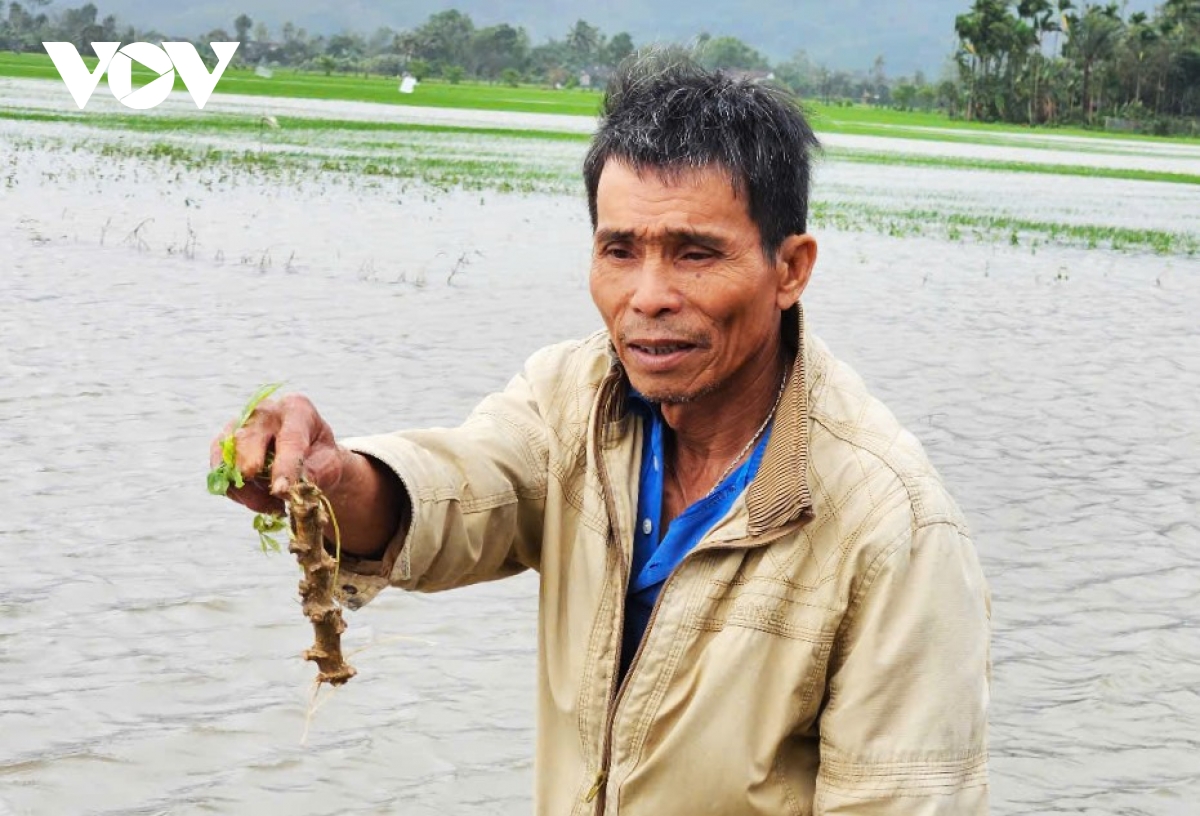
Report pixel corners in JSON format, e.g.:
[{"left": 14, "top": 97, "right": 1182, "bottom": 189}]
[{"left": 339, "top": 306, "right": 991, "bottom": 815}]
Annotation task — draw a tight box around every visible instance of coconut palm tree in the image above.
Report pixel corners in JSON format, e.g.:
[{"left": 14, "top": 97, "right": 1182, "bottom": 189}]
[
  {"left": 565, "top": 20, "right": 601, "bottom": 68},
  {"left": 1018, "top": 0, "right": 1059, "bottom": 122},
  {"left": 1064, "top": 4, "right": 1124, "bottom": 121}
]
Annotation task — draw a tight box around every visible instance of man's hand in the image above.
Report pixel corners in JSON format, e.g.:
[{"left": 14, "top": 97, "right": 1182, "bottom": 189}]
[
  {"left": 209, "top": 394, "right": 344, "bottom": 515},
  {"left": 209, "top": 394, "right": 406, "bottom": 559}
]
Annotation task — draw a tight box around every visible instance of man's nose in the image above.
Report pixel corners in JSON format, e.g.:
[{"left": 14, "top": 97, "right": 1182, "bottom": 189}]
[{"left": 629, "top": 258, "right": 682, "bottom": 317}]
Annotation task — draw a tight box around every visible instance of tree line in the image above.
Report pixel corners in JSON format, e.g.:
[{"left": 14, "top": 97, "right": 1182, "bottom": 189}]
[
  {"left": 0, "top": 3, "right": 637, "bottom": 86},
  {"left": 953, "top": 0, "right": 1199, "bottom": 131},
  {"left": 2, "top": 1, "right": 1196, "bottom": 132},
  {"left": 0, "top": 2, "right": 930, "bottom": 100}
]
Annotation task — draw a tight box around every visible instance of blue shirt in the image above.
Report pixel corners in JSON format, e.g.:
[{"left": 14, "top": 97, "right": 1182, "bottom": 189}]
[{"left": 620, "top": 396, "right": 772, "bottom": 678}]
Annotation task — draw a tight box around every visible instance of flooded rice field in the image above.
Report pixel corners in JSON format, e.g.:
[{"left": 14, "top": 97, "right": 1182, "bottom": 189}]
[
  {"left": 5, "top": 75, "right": 1200, "bottom": 174},
  {"left": 1, "top": 80, "right": 1199, "bottom": 815},
  {"left": 1, "top": 121, "right": 1197, "bottom": 254}
]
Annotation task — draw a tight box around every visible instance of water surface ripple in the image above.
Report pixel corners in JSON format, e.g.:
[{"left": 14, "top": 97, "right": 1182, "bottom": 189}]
[{"left": 1, "top": 123, "right": 1198, "bottom": 816}]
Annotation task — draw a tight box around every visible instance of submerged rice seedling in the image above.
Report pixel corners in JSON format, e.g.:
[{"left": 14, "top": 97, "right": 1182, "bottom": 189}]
[{"left": 3, "top": 101, "right": 1194, "bottom": 257}]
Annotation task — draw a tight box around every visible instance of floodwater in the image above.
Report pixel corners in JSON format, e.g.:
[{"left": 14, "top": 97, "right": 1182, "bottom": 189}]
[{"left": 2, "top": 86, "right": 1200, "bottom": 816}]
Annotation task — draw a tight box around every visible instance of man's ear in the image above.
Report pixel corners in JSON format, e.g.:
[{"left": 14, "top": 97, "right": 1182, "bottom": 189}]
[{"left": 776, "top": 234, "right": 817, "bottom": 310}]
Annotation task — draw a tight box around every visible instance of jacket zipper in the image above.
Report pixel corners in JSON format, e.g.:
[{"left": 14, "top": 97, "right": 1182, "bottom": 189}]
[
  {"left": 585, "top": 551, "right": 680, "bottom": 808},
  {"left": 585, "top": 444, "right": 800, "bottom": 812},
  {"left": 585, "top": 397, "right": 630, "bottom": 813}
]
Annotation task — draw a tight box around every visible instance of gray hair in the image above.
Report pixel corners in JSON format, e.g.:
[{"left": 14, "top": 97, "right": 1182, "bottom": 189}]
[{"left": 583, "top": 48, "right": 821, "bottom": 257}]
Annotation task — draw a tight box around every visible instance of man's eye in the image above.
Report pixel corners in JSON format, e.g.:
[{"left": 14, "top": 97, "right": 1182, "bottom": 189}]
[
  {"left": 605, "top": 246, "right": 633, "bottom": 259},
  {"left": 681, "top": 250, "right": 714, "bottom": 261}
]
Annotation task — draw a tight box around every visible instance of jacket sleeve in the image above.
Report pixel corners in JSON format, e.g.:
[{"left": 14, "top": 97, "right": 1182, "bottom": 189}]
[
  {"left": 333, "top": 355, "right": 552, "bottom": 602},
  {"left": 814, "top": 519, "right": 991, "bottom": 815}
]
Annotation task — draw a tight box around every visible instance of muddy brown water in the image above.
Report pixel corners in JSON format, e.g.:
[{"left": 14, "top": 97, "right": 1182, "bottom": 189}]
[{"left": 1, "top": 103, "right": 1199, "bottom": 815}]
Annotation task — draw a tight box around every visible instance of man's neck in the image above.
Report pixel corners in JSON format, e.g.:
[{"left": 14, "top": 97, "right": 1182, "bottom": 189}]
[{"left": 660, "top": 341, "right": 788, "bottom": 496}]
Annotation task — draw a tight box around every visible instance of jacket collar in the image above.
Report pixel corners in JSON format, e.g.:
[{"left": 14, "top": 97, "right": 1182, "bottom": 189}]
[
  {"left": 746, "top": 303, "right": 814, "bottom": 534},
  {"left": 597, "top": 303, "right": 814, "bottom": 537}
]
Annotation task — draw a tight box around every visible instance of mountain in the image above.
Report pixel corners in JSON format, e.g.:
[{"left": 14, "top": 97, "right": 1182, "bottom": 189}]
[{"left": 71, "top": 0, "right": 1159, "bottom": 76}]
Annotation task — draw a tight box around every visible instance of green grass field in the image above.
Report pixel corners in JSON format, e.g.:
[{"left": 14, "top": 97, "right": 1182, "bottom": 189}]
[
  {"left": 0, "top": 50, "right": 604, "bottom": 115},
  {"left": 4, "top": 49, "right": 1195, "bottom": 146}
]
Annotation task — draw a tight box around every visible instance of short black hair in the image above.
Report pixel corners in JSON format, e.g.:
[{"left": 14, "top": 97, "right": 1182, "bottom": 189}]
[{"left": 584, "top": 48, "right": 821, "bottom": 258}]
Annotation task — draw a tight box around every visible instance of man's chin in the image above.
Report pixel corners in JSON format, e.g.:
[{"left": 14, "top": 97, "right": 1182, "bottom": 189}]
[{"left": 626, "top": 374, "right": 718, "bottom": 406}]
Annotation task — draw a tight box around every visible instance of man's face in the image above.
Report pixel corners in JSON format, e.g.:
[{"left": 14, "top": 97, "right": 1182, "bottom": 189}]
[{"left": 590, "top": 160, "right": 801, "bottom": 404}]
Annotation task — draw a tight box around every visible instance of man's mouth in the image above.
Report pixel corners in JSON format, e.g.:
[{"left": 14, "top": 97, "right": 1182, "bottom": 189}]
[
  {"left": 623, "top": 339, "right": 705, "bottom": 372},
  {"left": 629, "top": 342, "right": 695, "bottom": 356}
]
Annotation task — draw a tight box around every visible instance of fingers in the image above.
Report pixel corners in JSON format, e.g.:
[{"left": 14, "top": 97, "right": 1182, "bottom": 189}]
[
  {"left": 234, "top": 405, "right": 283, "bottom": 481},
  {"left": 268, "top": 394, "right": 322, "bottom": 497},
  {"left": 228, "top": 481, "right": 286, "bottom": 516},
  {"left": 210, "top": 391, "right": 339, "bottom": 509}
]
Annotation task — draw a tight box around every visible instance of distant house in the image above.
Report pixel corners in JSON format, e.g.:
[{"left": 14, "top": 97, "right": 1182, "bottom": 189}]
[
  {"left": 725, "top": 69, "right": 776, "bottom": 84},
  {"left": 579, "top": 66, "right": 613, "bottom": 89}
]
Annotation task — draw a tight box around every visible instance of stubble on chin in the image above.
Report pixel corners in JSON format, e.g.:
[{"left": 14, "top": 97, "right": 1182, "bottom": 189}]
[{"left": 629, "top": 375, "right": 722, "bottom": 406}]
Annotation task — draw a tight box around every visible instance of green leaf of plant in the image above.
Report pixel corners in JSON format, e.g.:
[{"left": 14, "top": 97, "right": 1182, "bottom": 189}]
[
  {"left": 210, "top": 383, "right": 290, "bottom": 554},
  {"left": 252, "top": 512, "right": 283, "bottom": 532},
  {"left": 207, "top": 468, "right": 230, "bottom": 496},
  {"left": 237, "top": 381, "right": 284, "bottom": 429},
  {"left": 259, "top": 530, "right": 283, "bottom": 553}
]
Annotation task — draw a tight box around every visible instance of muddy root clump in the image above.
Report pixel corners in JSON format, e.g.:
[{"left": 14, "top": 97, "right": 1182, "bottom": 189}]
[{"left": 287, "top": 481, "right": 356, "bottom": 686}]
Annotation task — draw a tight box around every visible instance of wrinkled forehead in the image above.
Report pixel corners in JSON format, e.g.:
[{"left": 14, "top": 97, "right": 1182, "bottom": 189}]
[
  {"left": 594, "top": 159, "right": 754, "bottom": 235},
  {"left": 601, "top": 156, "right": 747, "bottom": 199}
]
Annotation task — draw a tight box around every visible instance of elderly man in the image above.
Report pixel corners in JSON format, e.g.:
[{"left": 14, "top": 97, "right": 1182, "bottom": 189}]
[{"left": 213, "top": 54, "right": 990, "bottom": 815}]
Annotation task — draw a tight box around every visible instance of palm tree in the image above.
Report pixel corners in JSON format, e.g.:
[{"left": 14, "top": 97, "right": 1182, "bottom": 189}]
[
  {"left": 1162, "top": 0, "right": 1200, "bottom": 29},
  {"left": 1052, "top": 0, "right": 1074, "bottom": 58},
  {"left": 1018, "top": 0, "right": 1058, "bottom": 122},
  {"left": 955, "top": 0, "right": 1008, "bottom": 119},
  {"left": 1065, "top": 4, "right": 1123, "bottom": 121},
  {"left": 565, "top": 20, "right": 600, "bottom": 67},
  {"left": 1126, "top": 12, "right": 1156, "bottom": 102},
  {"left": 234, "top": 13, "right": 253, "bottom": 43},
  {"left": 956, "top": 0, "right": 1033, "bottom": 120}
]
